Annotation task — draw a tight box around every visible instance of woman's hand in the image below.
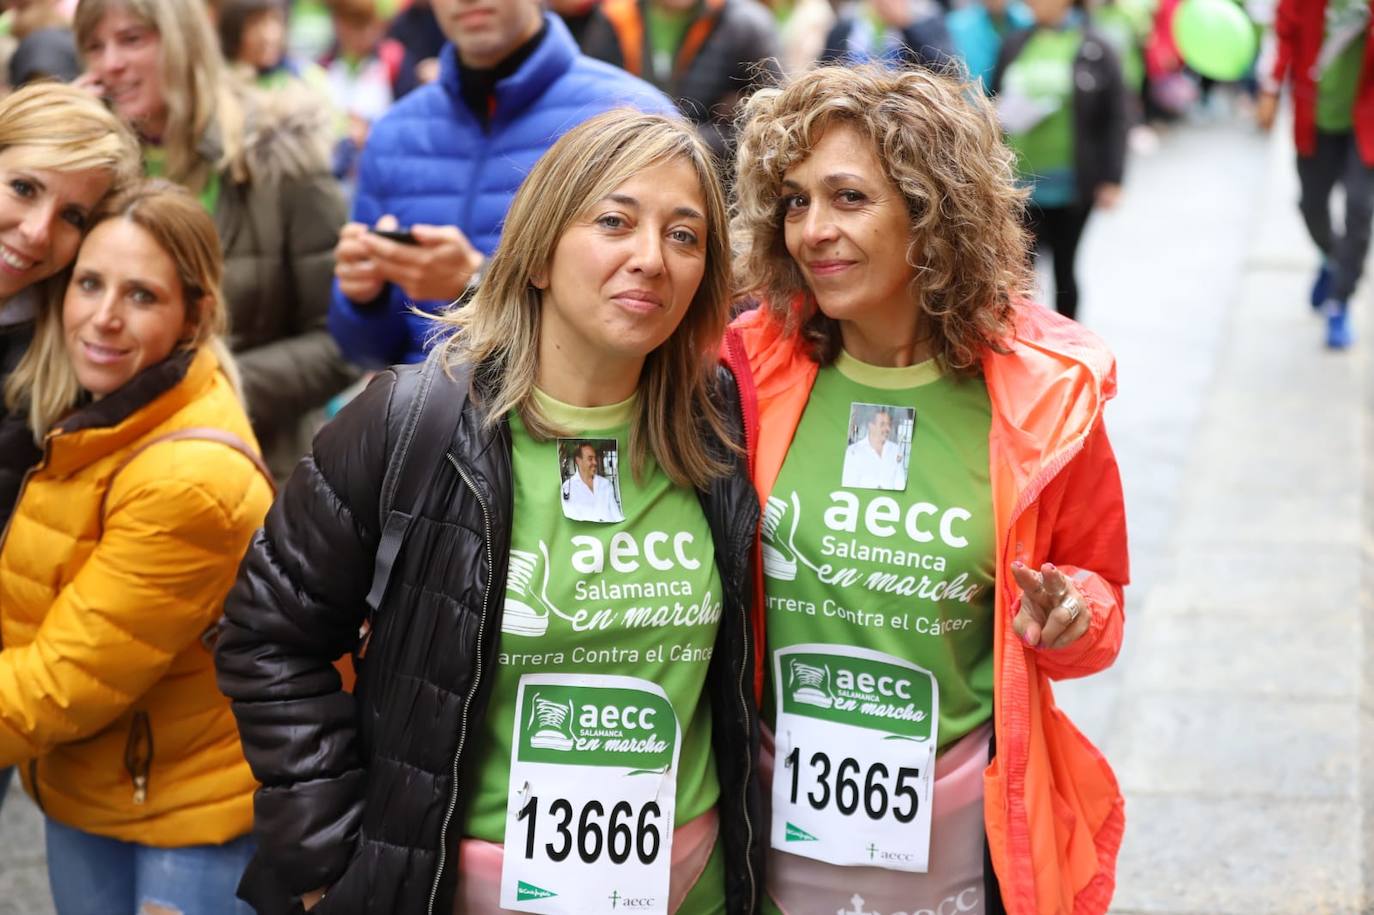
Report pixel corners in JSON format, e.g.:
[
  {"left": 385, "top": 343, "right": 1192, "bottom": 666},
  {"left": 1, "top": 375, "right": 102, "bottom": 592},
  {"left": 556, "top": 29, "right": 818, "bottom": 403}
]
[{"left": 1010, "top": 561, "right": 1091, "bottom": 650}]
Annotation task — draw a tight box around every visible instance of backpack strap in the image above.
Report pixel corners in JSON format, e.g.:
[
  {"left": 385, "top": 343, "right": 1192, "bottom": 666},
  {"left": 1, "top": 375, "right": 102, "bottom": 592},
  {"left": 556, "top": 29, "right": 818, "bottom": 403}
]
[
  {"left": 364, "top": 348, "right": 472, "bottom": 615},
  {"left": 100, "top": 427, "right": 276, "bottom": 522},
  {"left": 100, "top": 427, "right": 276, "bottom": 651}
]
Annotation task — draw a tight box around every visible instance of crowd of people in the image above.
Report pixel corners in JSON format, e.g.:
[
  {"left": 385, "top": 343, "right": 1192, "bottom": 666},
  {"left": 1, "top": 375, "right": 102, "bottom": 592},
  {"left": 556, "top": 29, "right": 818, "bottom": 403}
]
[{"left": 0, "top": 0, "right": 1362, "bottom": 912}]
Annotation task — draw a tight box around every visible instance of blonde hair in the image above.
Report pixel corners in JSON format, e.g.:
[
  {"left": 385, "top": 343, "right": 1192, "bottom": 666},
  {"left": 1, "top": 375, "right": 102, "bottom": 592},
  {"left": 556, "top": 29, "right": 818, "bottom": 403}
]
[
  {"left": 74, "top": 0, "right": 246, "bottom": 192},
  {"left": 438, "top": 110, "right": 735, "bottom": 490},
  {"left": 9, "top": 179, "right": 241, "bottom": 438},
  {"left": 732, "top": 64, "right": 1033, "bottom": 373}
]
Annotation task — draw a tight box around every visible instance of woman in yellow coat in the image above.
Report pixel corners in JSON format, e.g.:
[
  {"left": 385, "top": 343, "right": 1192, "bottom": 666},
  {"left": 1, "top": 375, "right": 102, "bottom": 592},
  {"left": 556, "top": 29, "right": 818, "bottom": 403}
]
[{"left": 0, "top": 180, "right": 274, "bottom": 915}]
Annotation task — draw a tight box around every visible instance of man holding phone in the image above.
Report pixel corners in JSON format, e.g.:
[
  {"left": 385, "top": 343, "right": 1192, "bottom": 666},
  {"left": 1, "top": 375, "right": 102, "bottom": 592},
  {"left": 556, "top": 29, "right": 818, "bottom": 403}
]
[{"left": 329, "top": 0, "right": 675, "bottom": 367}]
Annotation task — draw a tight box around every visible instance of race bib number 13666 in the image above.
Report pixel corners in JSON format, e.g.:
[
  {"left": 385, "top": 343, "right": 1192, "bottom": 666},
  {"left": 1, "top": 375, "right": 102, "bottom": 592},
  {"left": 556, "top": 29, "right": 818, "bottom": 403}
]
[{"left": 500, "top": 674, "right": 681, "bottom": 914}]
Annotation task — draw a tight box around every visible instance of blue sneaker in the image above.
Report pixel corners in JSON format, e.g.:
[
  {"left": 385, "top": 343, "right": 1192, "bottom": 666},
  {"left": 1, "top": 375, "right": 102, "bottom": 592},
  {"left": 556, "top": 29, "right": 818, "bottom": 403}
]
[
  {"left": 1324, "top": 300, "right": 1353, "bottom": 349},
  {"left": 1312, "top": 262, "right": 1333, "bottom": 310}
]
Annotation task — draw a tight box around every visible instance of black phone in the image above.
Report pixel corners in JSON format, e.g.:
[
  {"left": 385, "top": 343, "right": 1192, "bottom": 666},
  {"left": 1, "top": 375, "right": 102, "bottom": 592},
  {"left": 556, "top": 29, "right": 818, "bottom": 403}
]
[{"left": 370, "top": 227, "right": 419, "bottom": 245}]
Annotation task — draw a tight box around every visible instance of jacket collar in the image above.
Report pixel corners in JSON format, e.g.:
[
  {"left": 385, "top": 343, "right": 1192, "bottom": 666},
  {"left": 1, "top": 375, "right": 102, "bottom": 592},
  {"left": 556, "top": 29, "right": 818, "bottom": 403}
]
[
  {"left": 727, "top": 300, "right": 1116, "bottom": 490},
  {"left": 44, "top": 347, "right": 218, "bottom": 477},
  {"left": 438, "top": 13, "right": 578, "bottom": 124}
]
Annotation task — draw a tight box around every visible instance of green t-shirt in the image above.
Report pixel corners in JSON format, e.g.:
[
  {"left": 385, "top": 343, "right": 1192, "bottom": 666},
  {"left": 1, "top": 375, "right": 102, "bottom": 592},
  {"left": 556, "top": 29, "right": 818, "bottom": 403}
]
[
  {"left": 1317, "top": 0, "right": 1370, "bottom": 132},
  {"left": 143, "top": 146, "right": 221, "bottom": 215},
  {"left": 463, "top": 390, "right": 724, "bottom": 842},
  {"left": 646, "top": 3, "right": 696, "bottom": 82},
  {"left": 763, "top": 351, "right": 996, "bottom": 752},
  {"left": 1003, "top": 26, "right": 1082, "bottom": 208}
]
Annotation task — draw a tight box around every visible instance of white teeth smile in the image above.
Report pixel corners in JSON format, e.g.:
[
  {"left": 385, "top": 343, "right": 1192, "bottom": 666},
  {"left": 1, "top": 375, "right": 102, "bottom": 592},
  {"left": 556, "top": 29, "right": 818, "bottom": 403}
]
[{"left": 0, "top": 244, "right": 33, "bottom": 271}]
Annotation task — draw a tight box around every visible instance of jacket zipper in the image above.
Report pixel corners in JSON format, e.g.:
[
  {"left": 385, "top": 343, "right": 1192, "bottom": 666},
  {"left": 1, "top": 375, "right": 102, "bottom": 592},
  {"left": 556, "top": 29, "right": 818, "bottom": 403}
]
[
  {"left": 427, "top": 452, "right": 495, "bottom": 915},
  {"left": 996, "top": 431, "right": 1090, "bottom": 913},
  {"left": 124, "top": 710, "right": 153, "bottom": 805},
  {"left": 734, "top": 551, "right": 757, "bottom": 912}
]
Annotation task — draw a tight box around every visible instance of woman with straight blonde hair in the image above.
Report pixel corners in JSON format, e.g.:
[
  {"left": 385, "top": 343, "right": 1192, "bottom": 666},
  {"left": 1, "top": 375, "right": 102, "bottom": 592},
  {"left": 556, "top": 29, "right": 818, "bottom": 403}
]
[
  {"left": 215, "top": 110, "right": 763, "bottom": 915},
  {"left": 0, "top": 81, "right": 139, "bottom": 532},
  {"left": 0, "top": 78, "right": 138, "bottom": 824},
  {"left": 0, "top": 179, "right": 274, "bottom": 915},
  {"left": 74, "top": 0, "right": 355, "bottom": 478}
]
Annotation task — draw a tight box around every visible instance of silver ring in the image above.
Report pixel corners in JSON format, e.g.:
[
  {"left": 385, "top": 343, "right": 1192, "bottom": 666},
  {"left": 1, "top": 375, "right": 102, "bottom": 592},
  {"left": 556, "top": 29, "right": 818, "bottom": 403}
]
[{"left": 1059, "top": 596, "right": 1082, "bottom": 623}]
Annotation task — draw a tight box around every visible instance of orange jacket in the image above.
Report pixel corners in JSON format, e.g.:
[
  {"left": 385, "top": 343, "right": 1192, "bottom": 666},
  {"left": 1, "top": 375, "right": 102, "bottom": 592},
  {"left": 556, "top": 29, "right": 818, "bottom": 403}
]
[{"left": 723, "top": 303, "right": 1128, "bottom": 915}]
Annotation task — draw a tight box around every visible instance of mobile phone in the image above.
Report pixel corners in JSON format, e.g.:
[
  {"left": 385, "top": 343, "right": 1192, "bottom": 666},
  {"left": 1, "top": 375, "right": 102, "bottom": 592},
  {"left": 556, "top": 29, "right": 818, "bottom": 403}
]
[{"left": 370, "top": 227, "right": 419, "bottom": 245}]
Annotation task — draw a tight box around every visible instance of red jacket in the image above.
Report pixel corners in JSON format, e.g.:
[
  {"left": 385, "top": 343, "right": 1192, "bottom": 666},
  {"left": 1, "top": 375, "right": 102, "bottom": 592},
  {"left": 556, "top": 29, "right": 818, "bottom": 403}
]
[
  {"left": 723, "top": 303, "right": 1129, "bottom": 915},
  {"left": 1268, "top": 0, "right": 1374, "bottom": 165}
]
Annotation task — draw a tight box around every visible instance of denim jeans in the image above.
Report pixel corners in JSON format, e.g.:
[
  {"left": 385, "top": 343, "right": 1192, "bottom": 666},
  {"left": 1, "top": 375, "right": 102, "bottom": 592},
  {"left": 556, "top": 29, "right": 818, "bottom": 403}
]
[{"left": 44, "top": 817, "right": 254, "bottom": 915}]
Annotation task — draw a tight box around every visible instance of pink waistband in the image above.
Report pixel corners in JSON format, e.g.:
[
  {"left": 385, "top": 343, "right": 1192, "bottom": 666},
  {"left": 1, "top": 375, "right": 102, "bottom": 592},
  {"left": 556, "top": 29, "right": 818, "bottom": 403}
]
[{"left": 454, "top": 808, "right": 719, "bottom": 914}]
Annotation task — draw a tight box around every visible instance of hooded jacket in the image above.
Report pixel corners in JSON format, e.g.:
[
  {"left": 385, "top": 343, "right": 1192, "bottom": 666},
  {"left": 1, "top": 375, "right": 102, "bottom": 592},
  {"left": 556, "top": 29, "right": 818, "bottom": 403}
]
[
  {"left": 216, "top": 360, "right": 763, "bottom": 915},
  {"left": 208, "top": 81, "right": 357, "bottom": 479},
  {"left": 326, "top": 14, "right": 676, "bottom": 369},
  {"left": 0, "top": 347, "right": 273, "bottom": 845},
  {"left": 722, "top": 303, "right": 1128, "bottom": 915}
]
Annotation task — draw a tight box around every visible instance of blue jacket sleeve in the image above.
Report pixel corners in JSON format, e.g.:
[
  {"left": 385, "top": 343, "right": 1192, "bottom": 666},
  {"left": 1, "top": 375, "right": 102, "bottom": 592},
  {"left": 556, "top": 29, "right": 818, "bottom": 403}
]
[{"left": 326, "top": 139, "right": 414, "bottom": 368}]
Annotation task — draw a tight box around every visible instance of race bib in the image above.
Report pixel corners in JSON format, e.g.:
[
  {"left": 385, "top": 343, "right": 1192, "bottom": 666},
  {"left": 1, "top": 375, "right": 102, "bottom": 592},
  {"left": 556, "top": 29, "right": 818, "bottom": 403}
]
[
  {"left": 770, "top": 644, "right": 938, "bottom": 873},
  {"left": 500, "top": 674, "right": 681, "bottom": 914}
]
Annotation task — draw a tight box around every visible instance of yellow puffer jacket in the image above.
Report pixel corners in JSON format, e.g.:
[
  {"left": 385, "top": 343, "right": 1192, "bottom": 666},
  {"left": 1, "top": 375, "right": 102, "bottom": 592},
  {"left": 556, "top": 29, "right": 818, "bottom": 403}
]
[{"left": 0, "top": 346, "right": 273, "bottom": 846}]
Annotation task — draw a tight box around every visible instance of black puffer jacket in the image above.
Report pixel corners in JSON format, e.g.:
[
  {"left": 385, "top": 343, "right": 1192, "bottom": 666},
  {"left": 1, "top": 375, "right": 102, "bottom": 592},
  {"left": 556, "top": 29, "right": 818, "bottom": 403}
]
[{"left": 216, "top": 360, "right": 763, "bottom": 915}]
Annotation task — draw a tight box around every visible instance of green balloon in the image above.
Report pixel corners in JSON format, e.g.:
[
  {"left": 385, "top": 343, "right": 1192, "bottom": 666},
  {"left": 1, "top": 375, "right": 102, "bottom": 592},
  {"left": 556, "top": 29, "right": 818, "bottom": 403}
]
[{"left": 1172, "top": 0, "right": 1258, "bottom": 82}]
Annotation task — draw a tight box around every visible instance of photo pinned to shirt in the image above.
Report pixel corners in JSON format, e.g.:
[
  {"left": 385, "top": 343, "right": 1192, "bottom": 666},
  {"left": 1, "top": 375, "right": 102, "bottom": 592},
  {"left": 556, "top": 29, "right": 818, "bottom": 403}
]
[
  {"left": 841, "top": 402, "right": 915, "bottom": 491},
  {"left": 558, "top": 438, "right": 625, "bottom": 523}
]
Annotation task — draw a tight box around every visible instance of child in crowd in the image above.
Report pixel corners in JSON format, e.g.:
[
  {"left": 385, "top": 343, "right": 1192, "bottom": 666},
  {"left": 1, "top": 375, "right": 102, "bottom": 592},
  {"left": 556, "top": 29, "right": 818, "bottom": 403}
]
[
  {"left": 319, "top": 0, "right": 402, "bottom": 189},
  {"left": 218, "top": 0, "right": 328, "bottom": 92}
]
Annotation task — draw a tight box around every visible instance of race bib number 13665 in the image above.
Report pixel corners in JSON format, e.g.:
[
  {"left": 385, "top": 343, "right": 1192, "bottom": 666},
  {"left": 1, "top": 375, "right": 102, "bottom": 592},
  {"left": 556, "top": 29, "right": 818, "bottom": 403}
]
[{"left": 770, "top": 644, "right": 938, "bottom": 873}]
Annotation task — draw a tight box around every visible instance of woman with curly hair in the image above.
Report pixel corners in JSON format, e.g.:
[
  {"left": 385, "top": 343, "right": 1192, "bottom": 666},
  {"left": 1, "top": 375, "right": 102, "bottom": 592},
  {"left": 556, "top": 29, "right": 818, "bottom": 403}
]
[{"left": 723, "top": 63, "right": 1128, "bottom": 915}]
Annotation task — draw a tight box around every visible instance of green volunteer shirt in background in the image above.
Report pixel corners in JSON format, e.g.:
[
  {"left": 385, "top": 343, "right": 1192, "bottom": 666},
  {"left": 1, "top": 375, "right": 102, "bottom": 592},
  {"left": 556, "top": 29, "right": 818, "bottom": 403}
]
[
  {"left": 143, "top": 146, "right": 221, "bottom": 215},
  {"left": 1317, "top": 0, "right": 1369, "bottom": 132},
  {"left": 1003, "top": 25, "right": 1082, "bottom": 208},
  {"left": 463, "top": 389, "right": 724, "bottom": 849},
  {"left": 647, "top": 3, "right": 696, "bottom": 81},
  {"left": 764, "top": 351, "right": 996, "bottom": 751}
]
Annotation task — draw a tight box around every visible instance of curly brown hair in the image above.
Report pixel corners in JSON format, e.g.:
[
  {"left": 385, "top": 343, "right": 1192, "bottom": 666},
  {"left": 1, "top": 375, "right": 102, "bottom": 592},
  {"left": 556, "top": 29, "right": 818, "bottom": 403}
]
[{"left": 732, "top": 63, "right": 1034, "bottom": 372}]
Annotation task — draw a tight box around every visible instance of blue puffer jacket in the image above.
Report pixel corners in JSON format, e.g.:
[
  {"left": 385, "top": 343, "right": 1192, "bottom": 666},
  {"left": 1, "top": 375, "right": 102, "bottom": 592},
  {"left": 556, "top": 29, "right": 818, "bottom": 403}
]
[{"left": 328, "top": 14, "right": 675, "bottom": 367}]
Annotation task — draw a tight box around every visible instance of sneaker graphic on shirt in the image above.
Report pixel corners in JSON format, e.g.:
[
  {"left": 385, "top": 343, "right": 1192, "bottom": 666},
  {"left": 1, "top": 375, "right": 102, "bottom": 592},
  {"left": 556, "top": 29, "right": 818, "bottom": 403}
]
[
  {"left": 763, "top": 493, "right": 804, "bottom": 581},
  {"left": 502, "top": 542, "right": 563, "bottom": 637},
  {"left": 787, "top": 659, "right": 834, "bottom": 709},
  {"left": 526, "top": 692, "right": 576, "bottom": 751}
]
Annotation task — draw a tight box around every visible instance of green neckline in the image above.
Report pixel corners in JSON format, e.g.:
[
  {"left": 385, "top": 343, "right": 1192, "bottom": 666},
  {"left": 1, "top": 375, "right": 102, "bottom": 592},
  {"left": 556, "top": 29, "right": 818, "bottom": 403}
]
[
  {"left": 834, "top": 348, "right": 943, "bottom": 389},
  {"left": 532, "top": 387, "right": 637, "bottom": 431}
]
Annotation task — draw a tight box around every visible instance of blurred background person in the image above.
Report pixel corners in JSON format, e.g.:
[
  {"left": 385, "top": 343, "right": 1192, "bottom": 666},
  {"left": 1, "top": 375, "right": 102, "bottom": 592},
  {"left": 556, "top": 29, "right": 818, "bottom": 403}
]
[
  {"left": 549, "top": 0, "right": 600, "bottom": 47},
  {"left": 819, "top": 0, "right": 956, "bottom": 71},
  {"left": 8, "top": 24, "right": 80, "bottom": 84},
  {"left": 993, "top": 0, "right": 1128, "bottom": 321},
  {"left": 318, "top": 0, "right": 402, "bottom": 195},
  {"left": 580, "top": 0, "right": 783, "bottom": 158},
  {"left": 1258, "top": 0, "right": 1374, "bottom": 350},
  {"left": 327, "top": 0, "right": 674, "bottom": 368},
  {"left": 75, "top": 0, "right": 357, "bottom": 477},
  {"left": 946, "top": 0, "right": 1032, "bottom": 90},
  {"left": 384, "top": 0, "right": 442, "bottom": 94},
  {"left": 218, "top": 0, "right": 330, "bottom": 92},
  {"left": 0, "top": 180, "right": 273, "bottom": 915}
]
